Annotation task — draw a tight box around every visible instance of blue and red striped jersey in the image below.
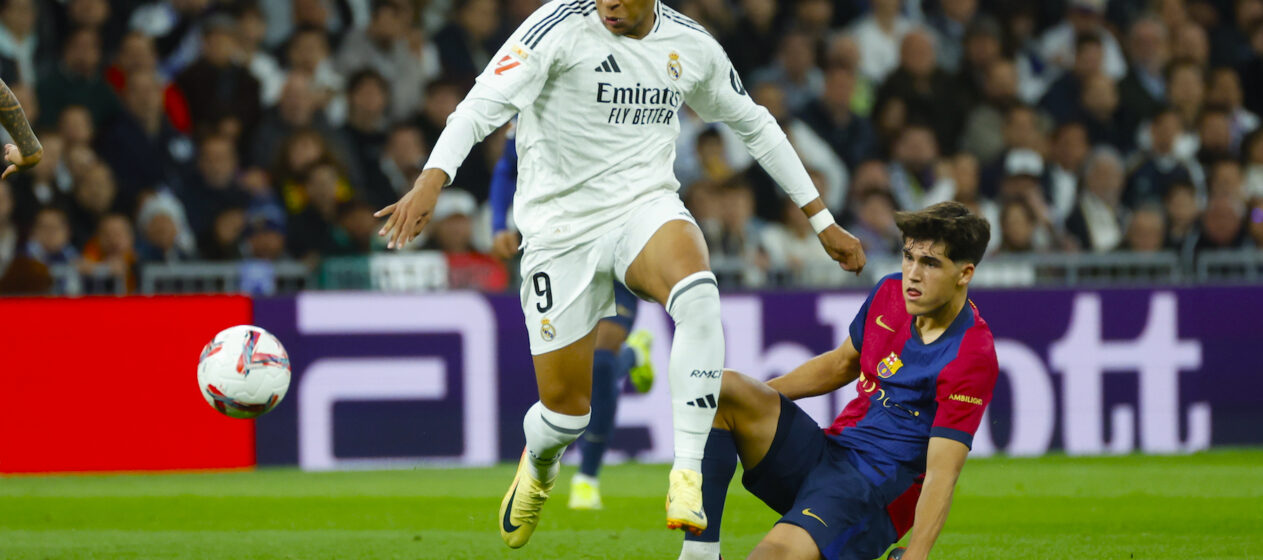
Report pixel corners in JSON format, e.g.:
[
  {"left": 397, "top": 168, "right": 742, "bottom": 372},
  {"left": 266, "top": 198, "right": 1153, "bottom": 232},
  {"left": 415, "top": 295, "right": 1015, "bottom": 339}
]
[{"left": 825, "top": 273, "right": 999, "bottom": 474}]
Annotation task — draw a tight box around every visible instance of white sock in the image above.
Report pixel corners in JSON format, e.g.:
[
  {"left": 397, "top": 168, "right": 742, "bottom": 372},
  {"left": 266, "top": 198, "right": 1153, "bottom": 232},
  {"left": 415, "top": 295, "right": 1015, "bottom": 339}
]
[
  {"left": 665, "top": 271, "right": 724, "bottom": 474},
  {"left": 523, "top": 401, "right": 589, "bottom": 481},
  {"left": 679, "top": 540, "right": 721, "bottom": 560}
]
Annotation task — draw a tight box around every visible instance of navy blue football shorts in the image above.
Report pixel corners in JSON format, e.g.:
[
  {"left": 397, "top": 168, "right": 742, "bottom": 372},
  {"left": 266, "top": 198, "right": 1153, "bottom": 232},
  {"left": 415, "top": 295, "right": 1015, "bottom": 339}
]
[
  {"left": 741, "top": 395, "right": 919, "bottom": 560},
  {"left": 600, "top": 281, "right": 639, "bottom": 332}
]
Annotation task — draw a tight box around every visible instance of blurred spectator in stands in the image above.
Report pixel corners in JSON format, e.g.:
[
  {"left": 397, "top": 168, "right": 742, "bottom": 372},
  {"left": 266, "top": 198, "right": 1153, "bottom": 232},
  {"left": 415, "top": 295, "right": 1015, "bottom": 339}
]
[
  {"left": 799, "top": 64, "right": 875, "bottom": 169},
  {"left": 691, "top": 127, "right": 735, "bottom": 184},
  {"left": 104, "top": 32, "right": 192, "bottom": 134},
  {"left": 336, "top": 200, "right": 379, "bottom": 255},
  {"left": 719, "top": 0, "right": 780, "bottom": 77},
  {"left": 37, "top": 28, "right": 120, "bottom": 129},
  {"left": 1048, "top": 121, "right": 1088, "bottom": 222},
  {"left": 434, "top": 0, "right": 502, "bottom": 82},
  {"left": 997, "top": 149, "right": 1056, "bottom": 248},
  {"left": 1193, "top": 193, "right": 1247, "bottom": 252},
  {"left": 1118, "top": 17, "right": 1169, "bottom": 135},
  {"left": 136, "top": 191, "right": 194, "bottom": 263},
  {"left": 1240, "top": 21, "right": 1263, "bottom": 118},
  {"left": 285, "top": 26, "right": 344, "bottom": 121},
  {"left": 1126, "top": 107, "right": 1197, "bottom": 208},
  {"left": 1166, "top": 60, "right": 1205, "bottom": 136},
  {"left": 129, "top": 0, "right": 213, "bottom": 77},
  {"left": 960, "top": 58, "right": 1019, "bottom": 163},
  {"left": 1205, "top": 67, "right": 1260, "bottom": 151},
  {"left": 57, "top": 0, "right": 123, "bottom": 55},
  {"left": 1246, "top": 130, "right": 1263, "bottom": 197},
  {"left": 748, "top": 81, "right": 846, "bottom": 215},
  {"left": 878, "top": 29, "right": 968, "bottom": 153},
  {"left": 243, "top": 201, "right": 287, "bottom": 261},
  {"left": 1038, "top": 0, "right": 1127, "bottom": 80},
  {"left": 1171, "top": 21, "right": 1210, "bottom": 69},
  {"left": 175, "top": 14, "right": 261, "bottom": 144},
  {"left": 78, "top": 213, "right": 136, "bottom": 293},
  {"left": 948, "top": 152, "right": 1000, "bottom": 254},
  {"left": 200, "top": 207, "right": 245, "bottom": 261},
  {"left": 850, "top": 0, "right": 911, "bottom": 83},
  {"left": 0, "top": 0, "right": 38, "bottom": 85},
  {"left": 287, "top": 161, "right": 343, "bottom": 262},
  {"left": 1067, "top": 146, "right": 1127, "bottom": 252},
  {"left": 1196, "top": 107, "right": 1237, "bottom": 167},
  {"left": 996, "top": 196, "right": 1039, "bottom": 254},
  {"left": 274, "top": 133, "right": 354, "bottom": 216},
  {"left": 980, "top": 105, "right": 1049, "bottom": 199},
  {"left": 25, "top": 206, "right": 78, "bottom": 267},
  {"left": 846, "top": 187, "right": 901, "bottom": 257},
  {"left": 790, "top": 0, "right": 833, "bottom": 40},
  {"left": 1214, "top": 0, "right": 1263, "bottom": 66},
  {"left": 97, "top": 70, "right": 191, "bottom": 204},
  {"left": 1001, "top": 5, "right": 1052, "bottom": 104},
  {"left": 705, "top": 176, "right": 769, "bottom": 287},
  {"left": 183, "top": 135, "right": 250, "bottom": 238},
  {"left": 823, "top": 33, "right": 875, "bottom": 117},
  {"left": 415, "top": 78, "right": 493, "bottom": 199},
  {"left": 1076, "top": 72, "right": 1130, "bottom": 151},
  {"left": 377, "top": 124, "right": 427, "bottom": 207},
  {"left": 1208, "top": 158, "right": 1246, "bottom": 202},
  {"left": 69, "top": 162, "right": 117, "bottom": 247},
  {"left": 1122, "top": 203, "right": 1168, "bottom": 252},
  {"left": 1040, "top": 33, "right": 1103, "bottom": 122},
  {"left": 338, "top": 69, "right": 392, "bottom": 208},
  {"left": 337, "top": 0, "right": 437, "bottom": 122},
  {"left": 752, "top": 29, "right": 822, "bottom": 114},
  {"left": 58, "top": 104, "right": 94, "bottom": 149},
  {"left": 424, "top": 187, "right": 508, "bottom": 291},
  {"left": 0, "top": 180, "right": 15, "bottom": 272},
  {"left": 236, "top": 3, "right": 283, "bottom": 106},
  {"left": 889, "top": 124, "right": 953, "bottom": 210},
  {"left": 251, "top": 72, "right": 353, "bottom": 174},
  {"left": 15, "top": 132, "right": 71, "bottom": 225},
  {"left": 1247, "top": 196, "right": 1263, "bottom": 247},
  {"left": 1164, "top": 179, "right": 1200, "bottom": 250},
  {"left": 954, "top": 16, "right": 1003, "bottom": 106},
  {"left": 927, "top": 0, "right": 976, "bottom": 72}
]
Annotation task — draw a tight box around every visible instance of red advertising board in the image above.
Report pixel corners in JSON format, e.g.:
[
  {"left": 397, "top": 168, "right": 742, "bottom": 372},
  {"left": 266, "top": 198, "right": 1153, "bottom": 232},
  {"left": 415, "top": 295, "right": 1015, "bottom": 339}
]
[{"left": 0, "top": 296, "right": 257, "bottom": 473}]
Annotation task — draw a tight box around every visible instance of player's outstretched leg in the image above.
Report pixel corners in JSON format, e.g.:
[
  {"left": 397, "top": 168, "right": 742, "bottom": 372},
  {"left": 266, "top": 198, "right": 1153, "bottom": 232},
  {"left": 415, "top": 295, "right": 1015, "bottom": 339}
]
[
  {"left": 679, "top": 428, "right": 737, "bottom": 560},
  {"left": 501, "top": 332, "right": 596, "bottom": 548},
  {"left": 571, "top": 321, "right": 628, "bottom": 510}
]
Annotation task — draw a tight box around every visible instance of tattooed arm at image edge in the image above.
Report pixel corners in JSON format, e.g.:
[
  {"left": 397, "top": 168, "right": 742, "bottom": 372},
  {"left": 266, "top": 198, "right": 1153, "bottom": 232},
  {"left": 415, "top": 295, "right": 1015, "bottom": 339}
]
[{"left": 0, "top": 79, "right": 41, "bottom": 159}]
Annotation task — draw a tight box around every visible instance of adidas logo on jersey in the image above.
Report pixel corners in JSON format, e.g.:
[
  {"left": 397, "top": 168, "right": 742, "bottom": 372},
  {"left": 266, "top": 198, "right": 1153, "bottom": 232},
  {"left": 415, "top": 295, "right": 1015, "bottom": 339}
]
[{"left": 594, "top": 54, "right": 622, "bottom": 73}]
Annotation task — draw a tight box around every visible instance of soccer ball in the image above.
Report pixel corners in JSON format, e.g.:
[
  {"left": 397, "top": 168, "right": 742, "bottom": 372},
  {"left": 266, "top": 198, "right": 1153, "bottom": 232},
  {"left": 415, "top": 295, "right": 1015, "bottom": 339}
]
[{"left": 197, "top": 325, "right": 291, "bottom": 419}]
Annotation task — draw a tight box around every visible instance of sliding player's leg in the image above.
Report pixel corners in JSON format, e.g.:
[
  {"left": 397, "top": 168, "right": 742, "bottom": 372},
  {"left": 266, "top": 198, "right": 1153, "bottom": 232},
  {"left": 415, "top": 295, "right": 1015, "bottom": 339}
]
[
  {"left": 622, "top": 211, "right": 723, "bottom": 534},
  {"left": 502, "top": 241, "right": 614, "bottom": 548},
  {"left": 570, "top": 318, "right": 629, "bottom": 510}
]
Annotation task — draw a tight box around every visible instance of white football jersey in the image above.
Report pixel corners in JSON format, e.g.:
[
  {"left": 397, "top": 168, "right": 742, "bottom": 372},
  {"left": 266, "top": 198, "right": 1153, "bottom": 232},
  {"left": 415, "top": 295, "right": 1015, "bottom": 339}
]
[{"left": 468, "top": 0, "right": 785, "bottom": 247}]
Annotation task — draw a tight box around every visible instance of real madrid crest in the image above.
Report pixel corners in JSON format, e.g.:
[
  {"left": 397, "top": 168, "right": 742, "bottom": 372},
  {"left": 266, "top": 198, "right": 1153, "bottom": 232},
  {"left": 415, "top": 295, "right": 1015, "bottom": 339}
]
[
  {"left": 667, "top": 51, "right": 682, "bottom": 80},
  {"left": 540, "top": 319, "right": 557, "bottom": 341}
]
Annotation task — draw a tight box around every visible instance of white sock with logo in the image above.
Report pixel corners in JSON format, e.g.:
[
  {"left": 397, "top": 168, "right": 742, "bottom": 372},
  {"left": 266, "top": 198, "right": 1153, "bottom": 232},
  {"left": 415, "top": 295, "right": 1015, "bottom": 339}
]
[
  {"left": 678, "top": 540, "right": 721, "bottom": 560},
  {"left": 522, "top": 401, "right": 589, "bottom": 481},
  {"left": 665, "top": 271, "right": 725, "bottom": 473}
]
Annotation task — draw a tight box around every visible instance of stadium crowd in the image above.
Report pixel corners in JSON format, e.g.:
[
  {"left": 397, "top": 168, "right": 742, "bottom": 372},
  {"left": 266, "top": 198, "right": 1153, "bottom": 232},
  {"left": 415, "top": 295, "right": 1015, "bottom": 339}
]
[{"left": 0, "top": 0, "right": 1261, "bottom": 294}]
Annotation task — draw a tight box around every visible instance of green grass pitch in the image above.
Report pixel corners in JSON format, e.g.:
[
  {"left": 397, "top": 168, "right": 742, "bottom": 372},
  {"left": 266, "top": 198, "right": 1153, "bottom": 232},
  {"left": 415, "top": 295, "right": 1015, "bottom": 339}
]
[{"left": 2, "top": 450, "right": 1261, "bottom": 559}]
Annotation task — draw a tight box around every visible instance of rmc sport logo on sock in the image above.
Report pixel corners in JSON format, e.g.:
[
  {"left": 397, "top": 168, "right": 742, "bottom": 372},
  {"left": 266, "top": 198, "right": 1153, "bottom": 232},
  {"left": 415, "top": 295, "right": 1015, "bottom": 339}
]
[{"left": 689, "top": 369, "right": 721, "bottom": 378}]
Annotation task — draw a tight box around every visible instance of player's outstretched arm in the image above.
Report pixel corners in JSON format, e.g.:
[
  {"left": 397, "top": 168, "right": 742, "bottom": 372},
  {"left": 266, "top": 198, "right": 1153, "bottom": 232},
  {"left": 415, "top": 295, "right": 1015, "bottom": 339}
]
[
  {"left": 0, "top": 78, "right": 42, "bottom": 178},
  {"left": 766, "top": 336, "right": 861, "bottom": 399},
  {"left": 900, "top": 437, "right": 969, "bottom": 560},
  {"left": 375, "top": 168, "right": 447, "bottom": 249}
]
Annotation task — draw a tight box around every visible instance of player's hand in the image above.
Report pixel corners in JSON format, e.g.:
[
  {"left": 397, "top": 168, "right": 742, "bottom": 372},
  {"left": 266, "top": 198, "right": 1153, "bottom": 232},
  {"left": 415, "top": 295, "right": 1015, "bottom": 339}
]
[
  {"left": 491, "top": 230, "right": 521, "bottom": 260},
  {"left": 2, "top": 143, "right": 41, "bottom": 179},
  {"left": 818, "top": 224, "right": 866, "bottom": 274},
  {"left": 375, "top": 168, "right": 447, "bottom": 249}
]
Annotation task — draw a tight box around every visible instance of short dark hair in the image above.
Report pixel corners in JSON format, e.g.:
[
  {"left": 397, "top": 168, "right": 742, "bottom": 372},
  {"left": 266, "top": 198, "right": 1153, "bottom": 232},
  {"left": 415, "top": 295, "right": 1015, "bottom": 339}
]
[{"left": 894, "top": 201, "right": 991, "bottom": 265}]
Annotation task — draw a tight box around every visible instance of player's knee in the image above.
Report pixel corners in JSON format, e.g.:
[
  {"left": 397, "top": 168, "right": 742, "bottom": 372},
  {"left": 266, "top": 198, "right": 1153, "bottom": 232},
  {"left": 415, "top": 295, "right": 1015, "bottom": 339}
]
[
  {"left": 538, "top": 385, "right": 591, "bottom": 416},
  {"left": 665, "top": 271, "right": 721, "bottom": 329}
]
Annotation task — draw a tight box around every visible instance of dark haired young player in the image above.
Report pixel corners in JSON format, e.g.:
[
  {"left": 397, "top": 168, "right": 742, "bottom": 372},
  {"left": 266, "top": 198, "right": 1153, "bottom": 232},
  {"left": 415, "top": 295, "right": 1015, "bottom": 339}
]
[{"left": 679, "top": 202, "right": 998, "bottom": 560}]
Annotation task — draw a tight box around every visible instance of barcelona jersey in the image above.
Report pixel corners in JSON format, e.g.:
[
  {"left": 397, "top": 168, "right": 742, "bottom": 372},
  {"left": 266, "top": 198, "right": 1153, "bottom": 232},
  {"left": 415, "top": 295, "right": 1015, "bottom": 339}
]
[{"left": 825, "top": 273, "right": 999, "bottom": 476}]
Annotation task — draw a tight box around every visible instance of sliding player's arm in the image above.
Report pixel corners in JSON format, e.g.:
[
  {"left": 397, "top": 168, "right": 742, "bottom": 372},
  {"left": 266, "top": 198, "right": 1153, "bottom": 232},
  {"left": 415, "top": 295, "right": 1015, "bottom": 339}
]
[
  {"left": 0, "top": 78, "right": 42, "bottom": 178},
  {"left": 683, "top": 42, "right": 864, "bottom": 273},
  {"left": 900, "top": 437, "right": 968, "bottom": 560},
  {"left": 377, "top": 3, "right": 565, "bottom": 248},
  {"left": 903, "top": 341, "right": 999, "bottom": 560},
  {"left": 767, "top": 336, "right": 861, "bottom": 399}
]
